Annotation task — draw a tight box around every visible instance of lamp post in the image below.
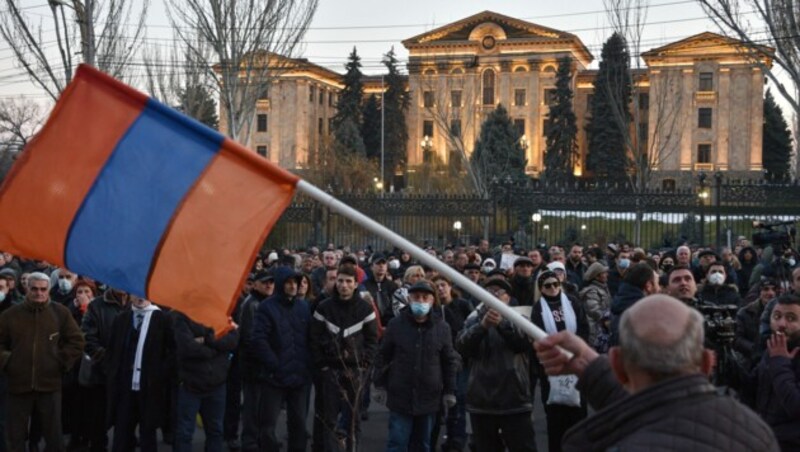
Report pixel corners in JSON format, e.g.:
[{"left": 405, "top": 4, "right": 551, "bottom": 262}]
[
  {"left": 453, "top": 220, "right": 462, "bottom": 246},
  {"left": 519, "top": 135, "right": 530, "bottom": 174},
  {"left": 698, "top": 171, "right": 709, "bottom": 246},
  {"left": 531, "top": 212, "right": 541, "bottom": 247},
  {"left": 421, "top": 135, "right": 433, "bottom": 164},
  {"left": 543, "top": 224, "right": 550, "bottom": 245}
]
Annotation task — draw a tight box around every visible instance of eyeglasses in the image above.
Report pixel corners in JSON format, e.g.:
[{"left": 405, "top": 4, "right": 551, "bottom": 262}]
[{"left": 542, "top": 281, "right": 560, "bottom": 290}]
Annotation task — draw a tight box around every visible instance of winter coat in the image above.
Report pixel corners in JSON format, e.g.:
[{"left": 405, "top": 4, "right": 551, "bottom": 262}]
[
  {"left": 362, "top": 275, "right": 396, "bottom": 326},
  {"left": 697, "top": 283, "right": 743, "bottom": 307},
  {"left": 251, "top": 268, "right": 312, "bottom": 388},
  {"left": 438, "top": 298, "right": 474, "bottom": 345},
  {"left": 510, "top": 275, "right": 536, "bottom": 306},
  {"left": 0, "top": 300, "right": 84, "bottom": 394},
  {"left": 748, "top": 352, "right": 800, "bottom": 450},
  {"left": 81, "top": 291, "right": 130, "bottom": 383},
  {"left": 563, "top": 356, "right": 779, "bottom": 451},
  {"left": 310, "top": 292, "right": 378, "bottom": 370},
  {"left": 456, "top": 308, "right": 532, "bottom": 415},
  {"left": 735, "top": 300, "right": 766, "bottom": 369},
  {"left": 170, "top": 311, "right": 239, "bottom": 393},
  {"left": 609, "top": 283, "right": 647, "bottom": 346},
  {"left": 579, "top": 281, "right": 611, "bottom": 346},
  {"left": 237, "top": 292, "right": 269, "bottom": 382},
  {"left": 377, "top": 310, "right": 458, "bottom": 416},
  {"left": 737, "top": 246, "right": 758, "bottom": 294},
  {"left": 105, "top": 309, "right": 173, "bottom": 427}
]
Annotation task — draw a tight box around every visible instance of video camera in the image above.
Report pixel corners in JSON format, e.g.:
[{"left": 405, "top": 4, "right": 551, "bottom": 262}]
[
  {"left": 752, "top": 220, "right": 796, "bottom": 250},
  {"left": 696, "top": 304, "right": 743, "bottom": 390}
]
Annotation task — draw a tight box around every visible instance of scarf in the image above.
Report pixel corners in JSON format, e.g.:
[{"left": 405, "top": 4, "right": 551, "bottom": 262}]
[
  {"left": 539, "top": 292, "right": 577, "bottom": 335},
  {"left": 131, "top": 304, "right": 160, "bottom": 391}
]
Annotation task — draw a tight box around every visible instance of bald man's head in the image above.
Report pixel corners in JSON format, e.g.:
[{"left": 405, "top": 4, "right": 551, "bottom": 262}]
[{"left": 618, "top": 295, "right": 705, "bottom": 381}]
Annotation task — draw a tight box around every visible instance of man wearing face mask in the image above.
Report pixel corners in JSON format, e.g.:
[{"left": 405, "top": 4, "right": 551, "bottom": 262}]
[
  {"left": 607, "top": 251, "right": 632, "bottom": 298},
  {"left": 0, "top": 277, "right": 11, "bottom": 314},
  {"left": 697, "top": 263, "right": 743, "bottom": 307},
  {"left": 50, "top": 268, "right": 78, "bottom": 305},
  {"left": 374, "top": 281, "right": 458, "bottom": 452}
]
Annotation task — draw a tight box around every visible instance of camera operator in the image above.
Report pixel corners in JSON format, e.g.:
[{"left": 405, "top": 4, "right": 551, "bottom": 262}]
[
  {"left": 697, "top": 262, "right": 743, "bottom": 307},
  {"left": 743, "top": 293, "right": 800, "bottom": 450},
  {"left": 533, "top": 295, "right": 778, "bottom": 451}
]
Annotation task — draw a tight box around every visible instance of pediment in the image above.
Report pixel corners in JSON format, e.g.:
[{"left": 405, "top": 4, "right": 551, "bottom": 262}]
[
  {"left": 642, "top": 32, "right": 773, "bottom": 59},
  {"left": 402, "top": 11, "right": 572, "bottom": 46}
]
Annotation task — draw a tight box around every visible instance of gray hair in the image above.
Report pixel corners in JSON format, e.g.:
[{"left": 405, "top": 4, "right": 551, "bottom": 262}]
[
  {"left": 27, "top": 272, "right": 51, "bottom": 289},
  {"left": 618, "top": 307, "right": 705, "bottom": 380}
]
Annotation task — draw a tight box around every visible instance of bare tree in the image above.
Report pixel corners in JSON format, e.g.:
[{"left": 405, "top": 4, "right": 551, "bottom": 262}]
[
  {"left": 166, "top": 0, "right": 319, "bottom": 146},
  {"left": 0, "top": 0, "right": 149, "bottom": 101},
  {"left": 420, "top": 66, "right": 486, "bottom": 195},
  {"left": 698, "top": 0, "right": 800, "bottom": 115},
  {"left": 0, "top": 98, "right": 44, "bottom": 149}
]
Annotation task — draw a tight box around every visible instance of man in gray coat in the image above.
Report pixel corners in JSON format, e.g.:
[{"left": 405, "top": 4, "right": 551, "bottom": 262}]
[{"left": 534, "top": 294, "right": 778, "bottom": 451}]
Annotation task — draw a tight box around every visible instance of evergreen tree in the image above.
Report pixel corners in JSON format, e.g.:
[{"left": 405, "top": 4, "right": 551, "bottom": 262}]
[
  {"left": 470, "top": 104, "right": 527, "bottom": 188},
  {"left": 332, "top": 117, "right": 366, "bottom": 157},
  {"left": 382, "top": 47, "right": 409, "bottom": 177},
  {"left": 585, "top": 32, "right": 632, "bottom": 183},
  {"left": 333, "top": 47, "right": 365, "bottom": 151},
  {"left": 362, "top": 94, "right": 382, "bottom": 159},
  {"left": 543, "top": 57, "right": 578, "bottom": 183},
  {"left": 179, "top": 84, "right": 218, "bottom": 129},
  {"left": 763, "top": 89, "right": 793, "bottom": 181}
]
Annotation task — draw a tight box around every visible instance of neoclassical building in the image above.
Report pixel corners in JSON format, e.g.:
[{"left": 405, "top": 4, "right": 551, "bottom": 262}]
[{"left": 242, "top": 10, "right": 771, "bottom": 186}]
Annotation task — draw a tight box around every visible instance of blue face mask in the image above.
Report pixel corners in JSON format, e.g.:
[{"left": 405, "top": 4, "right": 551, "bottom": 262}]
[
  {"left": 410, "top": 301, "right": 431, "bottom": 317},
  {"left": 618, "top": 258, "right": 631, "bottom": 270}
]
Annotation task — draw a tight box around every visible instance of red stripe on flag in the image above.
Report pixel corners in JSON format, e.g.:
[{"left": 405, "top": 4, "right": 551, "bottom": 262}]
[{"left": 0, "top": 65, "right": 147, "bottom": 265}]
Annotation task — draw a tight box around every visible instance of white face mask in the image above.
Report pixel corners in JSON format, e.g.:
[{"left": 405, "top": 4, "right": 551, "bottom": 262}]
[
  {"left": 388, "top": 259, "right": 400, "bottom": 270},
  {"left": 708, "top": 272, "right": 725, "bottom": 286},
  {"left": 787, "top": 258, "right": 796, "bottom": 267},
  {"left": 0, "top": 292, "right": 6, "bottom": 302},
  {"left": 58, "top": 279, "right": 73, "bottom": 293}
]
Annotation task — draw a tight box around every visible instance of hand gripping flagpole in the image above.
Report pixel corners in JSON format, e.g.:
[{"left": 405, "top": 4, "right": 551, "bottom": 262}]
[{"left": 296, "top": 180, "right": 573, "bottom": 359}]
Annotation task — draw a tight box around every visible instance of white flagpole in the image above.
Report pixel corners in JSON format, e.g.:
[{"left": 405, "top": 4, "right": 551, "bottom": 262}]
[{"left": 296, "top": 180, "right": 570, "bottom": 356}]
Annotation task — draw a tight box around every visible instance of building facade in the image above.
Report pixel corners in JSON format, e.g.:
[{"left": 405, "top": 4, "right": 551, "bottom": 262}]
[{"left": 243, "top": 11, "right": 771, "bottom": 186}]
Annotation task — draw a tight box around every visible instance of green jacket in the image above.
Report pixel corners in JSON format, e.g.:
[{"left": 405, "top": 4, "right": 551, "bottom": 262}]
[{"left": 0, "top": 299, "right": 85, "bottom": 394}]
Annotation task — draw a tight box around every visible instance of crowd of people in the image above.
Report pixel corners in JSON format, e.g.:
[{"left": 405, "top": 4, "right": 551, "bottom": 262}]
[{"left": 0, "top": 232, "right": 797, "bottom": 451}]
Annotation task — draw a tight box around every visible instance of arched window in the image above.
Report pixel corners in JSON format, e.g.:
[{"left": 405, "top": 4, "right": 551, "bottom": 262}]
[{"left": 482, "top": 69, "right": 495, "bottom": 105}]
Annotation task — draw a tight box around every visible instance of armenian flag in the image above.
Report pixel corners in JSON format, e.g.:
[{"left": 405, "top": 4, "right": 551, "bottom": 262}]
[{"left": 0, "top": 64, "right": 298, "bottom": 333}]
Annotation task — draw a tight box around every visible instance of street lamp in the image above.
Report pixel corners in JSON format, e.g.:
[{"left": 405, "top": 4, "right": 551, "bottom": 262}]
[
  {"left": 531, "top": 212, "right": 541, "bottom": 246},
  {"left": 543, "top": 224, "right": 550, "bottom": 245},
  {"left": 421, "top": 135, "right": 433, "bottom": 163},
  {"left": 453, "top": 220, "right": 462, "bottom": 245}
]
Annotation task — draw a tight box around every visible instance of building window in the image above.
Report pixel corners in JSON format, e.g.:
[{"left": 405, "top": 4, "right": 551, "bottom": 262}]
[
  {"left": 450, "top": 119, "right": 462, "bottom": 138},
  {"left": 423, "top": 91, "right": 435, "bottom": 108},
  {"left": 514, "top": 89, "right": 526, "bottom": 107},
  {"left": 449, "top": 150, "right": 463, "bottom": 171},
  {"left": 699, "top": 72, "right": 713, "bottom": 91},
  {"left": 514, "top": 119, "right": 525, "bottom": 139},
  {"left": 451, "top": 90, "right": 462, "bottom": 108},
  {"left": 482, "top": 69, "right": 495, "bottom": 105},
  {"left": 318, "top": 118, "right": 324, "bottom": 135},
  {"left": 638, "top": 93, "right": 649, "bottom": 110},
  {"left": 698, "top": 108, "right": 712, "bottom": 128},
  {"left": 309, "top": 85, "right": 315, "bottom": 103},
  {"left": 542, "top": 117, "right": 552, "bottom": 137},
  {"left": 697, "top": 144, "right": 712, "bottom": 163},
  {"left": 544, "top": 89, "right": 557, "bottom": 107},
  {"left": 423, "top": 120, "right": 434, "bottom": 138},
  {"left": 319, "top": 90, "right": 324, "bottom": 105},
  {"left": 257, "top": 114, "right": 268, "bottom": 132},
  {"left": 256, "top": 145, "right": 268, "bottom": 158},
  {"left": 329, "top": 92, "right": 334, "bottom": 107}
]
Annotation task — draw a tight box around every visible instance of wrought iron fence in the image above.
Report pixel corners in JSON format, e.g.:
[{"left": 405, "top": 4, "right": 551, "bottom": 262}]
[{"left": 264, "top": 177, "right": 800, "bottom": 251}]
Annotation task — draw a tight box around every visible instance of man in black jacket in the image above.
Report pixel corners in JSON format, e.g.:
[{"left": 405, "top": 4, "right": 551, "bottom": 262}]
[
  {"left": 105, "top": 296, "right": 173, "bottom": 452},
  {"left": 171, "top": 311, "right": 239, "bottom": 452},
  {"left": 375, "top": 280, "right": 458, "bottom": 451},
  {"left": 362, "top": 253, "right": 396, "bottom": 326},
  {"left": 534, "top": 294, "right": 778, "bottom": 451},
  {"left": 456, "top": 279, "right": 536, "bottom": 452},
  {"left": 309, "top": 264, "right": 378, "bottom": 452}
]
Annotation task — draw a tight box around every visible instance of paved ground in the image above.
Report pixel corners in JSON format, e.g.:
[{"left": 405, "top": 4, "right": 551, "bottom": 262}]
[{"left": 165, "top": 390, "right": 550, "bottom": 451}]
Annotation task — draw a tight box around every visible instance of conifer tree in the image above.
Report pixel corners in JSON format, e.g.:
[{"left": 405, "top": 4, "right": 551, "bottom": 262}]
[
  {"left": 585, "top": 33, "right": 632, "bottom": 182},
  {"left": 471, "top": 104, "right": 527, "bottom": 188},
  {"left": 382, "top": 47, "right": 409, "bottom": 175},
  {"left": 763, "top": 89, "right": 793, "bottom": 181},
  {"left": 361, "top": 94, "right": 382, "bottom": 159},
  {"left": 543, "top": 57, "right": 578, "bottom": 183}
]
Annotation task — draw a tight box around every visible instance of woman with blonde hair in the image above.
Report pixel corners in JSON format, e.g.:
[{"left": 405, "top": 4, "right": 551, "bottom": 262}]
[{"left": 391, "top": 265, "right": 426, "bottom": 316}]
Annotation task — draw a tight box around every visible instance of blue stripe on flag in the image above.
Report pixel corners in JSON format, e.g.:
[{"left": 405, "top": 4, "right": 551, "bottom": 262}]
[{"left": 65, "top": 98, "right": 224, "bottom": 295}]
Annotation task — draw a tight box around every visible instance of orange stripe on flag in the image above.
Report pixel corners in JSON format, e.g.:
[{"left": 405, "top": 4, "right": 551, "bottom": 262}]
[
  {"left": 0, "top": 71, "right": 145, "bottom": 266},
  {"left": 147, "top": 141, "right": 298, "bottom": 334}
]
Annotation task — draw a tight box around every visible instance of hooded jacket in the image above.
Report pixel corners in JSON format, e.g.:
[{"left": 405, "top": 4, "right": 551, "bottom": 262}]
[{"left": 250, "top": 267, "right": 312, "bottom": 388}]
